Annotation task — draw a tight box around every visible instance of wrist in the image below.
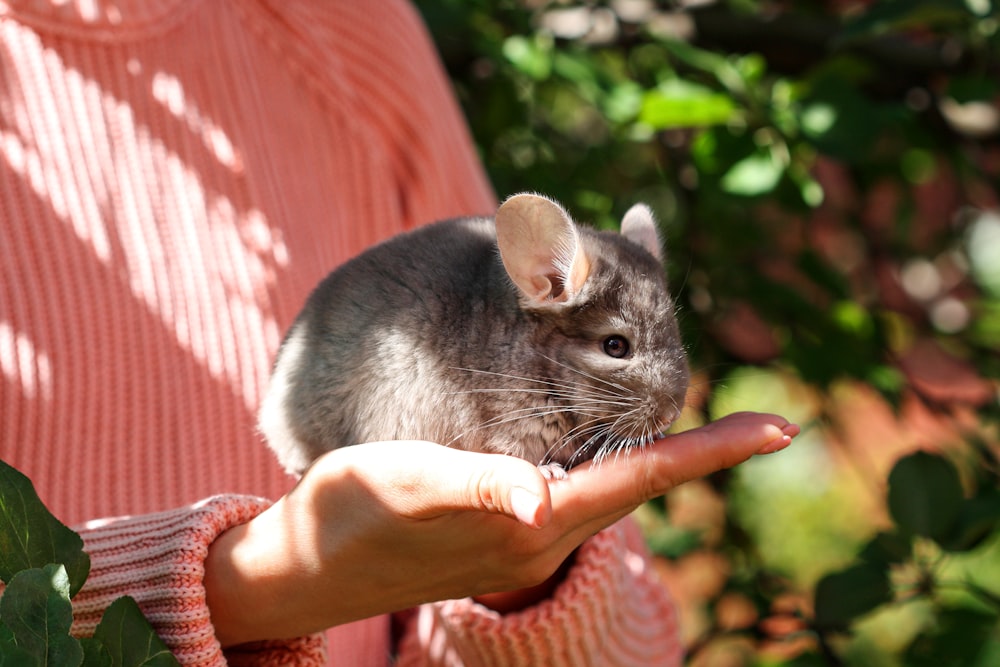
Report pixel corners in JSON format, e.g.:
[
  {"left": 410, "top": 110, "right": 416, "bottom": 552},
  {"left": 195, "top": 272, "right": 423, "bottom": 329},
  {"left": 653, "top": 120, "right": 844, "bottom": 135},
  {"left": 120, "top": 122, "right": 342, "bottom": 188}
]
[
  {"left": 203, "top": 502, "right": 305, "bottom": 647},
  {"left": 473, "top": 548, "right": 577, "bottom": 613}
]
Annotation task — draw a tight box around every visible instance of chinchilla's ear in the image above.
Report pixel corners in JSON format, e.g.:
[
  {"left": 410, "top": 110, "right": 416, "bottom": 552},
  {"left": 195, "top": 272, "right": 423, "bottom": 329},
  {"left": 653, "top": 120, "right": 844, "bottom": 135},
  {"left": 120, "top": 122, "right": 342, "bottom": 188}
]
[
  {"left": 620, "top": 203, "right": 662, "bottom": 261},
  {"left": 495, "top": 193, "right": 591, "bottom": 304}
]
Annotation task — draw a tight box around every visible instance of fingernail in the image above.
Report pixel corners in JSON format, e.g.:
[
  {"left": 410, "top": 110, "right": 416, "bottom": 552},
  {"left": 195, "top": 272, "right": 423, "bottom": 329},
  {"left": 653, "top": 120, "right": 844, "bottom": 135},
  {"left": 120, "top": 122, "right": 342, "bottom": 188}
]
[
  {"left": 757, "top": 434, "right": 793, "bottom": 455},
  {"left": 511, "top": 487, "right": 545, "bottom": 528}
]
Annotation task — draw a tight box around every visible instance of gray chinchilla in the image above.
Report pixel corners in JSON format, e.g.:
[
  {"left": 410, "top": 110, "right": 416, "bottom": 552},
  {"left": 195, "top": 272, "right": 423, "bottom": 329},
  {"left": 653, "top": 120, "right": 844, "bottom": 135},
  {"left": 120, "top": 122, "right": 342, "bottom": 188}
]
[{"left": 260, "top": 193, "right": 689, "bottom": 476}]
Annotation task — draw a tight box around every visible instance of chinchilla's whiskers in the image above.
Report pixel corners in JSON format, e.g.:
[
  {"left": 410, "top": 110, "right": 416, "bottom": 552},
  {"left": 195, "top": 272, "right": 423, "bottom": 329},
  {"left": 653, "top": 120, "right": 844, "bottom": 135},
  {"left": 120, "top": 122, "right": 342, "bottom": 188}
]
[
  {"left": 605, "top": 416, "right": 654, "bottom": 464},
  {"left": 534, "top": 354, "right": 631, "bottom": 396},
  {"left": 544, "top": 425, "right": 604, "bottom": 468},
  {"left": 447, "top": 367, "right": 638, "bottom": 425},
  {"left": 454, "top": 356, "right": 629, "bottom": 398},
  {"left": 478, "top": 404, "right": 606, "bottom": 429},
  {"left": 449, "top": 367, "right": 629, "bottom": 402},
  {"left": 452, "top": 387, "right": 635, "bottom": 411},
  {"left": 449, "top": 363, "right": 662, "bottom": 467},
  {"left": 442, "top": 405, "right": 574, "bottom": 448},
  {"left": 445, "top": 389, "right": 638, "bottom": 449},
  {"left": 543, "top": 402, "right": 649, "bottom": 468},
  {"left": 550, "top": 414, "right": 612, "bottom": 451},
  {"left": 560, "top": 407, "right": 659, "bottom": 469},
  {"left": 543, "top": 407, "right": 660, "bottom": 468}
]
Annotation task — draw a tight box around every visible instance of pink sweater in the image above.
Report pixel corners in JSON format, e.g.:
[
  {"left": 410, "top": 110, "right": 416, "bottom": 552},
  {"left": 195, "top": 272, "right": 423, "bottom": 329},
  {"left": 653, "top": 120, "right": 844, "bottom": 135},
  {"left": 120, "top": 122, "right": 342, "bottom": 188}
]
[{"left": 0, "top": 0, "right": 681, "bottom": 664}]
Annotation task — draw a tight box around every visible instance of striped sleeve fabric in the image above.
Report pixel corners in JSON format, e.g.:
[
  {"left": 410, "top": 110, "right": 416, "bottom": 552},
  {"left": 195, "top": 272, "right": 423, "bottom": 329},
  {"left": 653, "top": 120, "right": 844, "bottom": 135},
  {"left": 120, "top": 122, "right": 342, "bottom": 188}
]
[
  {"left": 395, "top": 519, "right": 684, "bottom": 667},
  {"left": 70, "top": 496, "right": 327, "bottom": 667}
]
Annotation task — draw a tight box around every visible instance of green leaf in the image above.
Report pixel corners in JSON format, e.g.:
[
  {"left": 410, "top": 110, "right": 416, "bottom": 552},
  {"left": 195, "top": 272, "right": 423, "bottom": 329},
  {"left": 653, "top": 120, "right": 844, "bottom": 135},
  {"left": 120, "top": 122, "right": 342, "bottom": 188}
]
[
  {"left": 778, "top": 654, "right": 829, "bottom": 667},
  {"left": 638, "top": 79, "right": 735, "bottom": 129},
  {"left": 904, "top": 607, "right": 1000, "bottom": 667},
  {"left": 867, "top": 364, "right": 907, "bottom": 395},
  {"left": 859, "top": 530, "right": 912, "bottom": 566},
  {"left": 887, "top": 452, "right": 965, "bottom": 543},
  {"left": 800, "top": 101, "right": 836, "bottom": 136},
  {"left": 92, "top": 597, "right": 179, "bottom": 667},
  {"left": 839, "top": 0, "right": 974, "bottom": 41},
  {"left": 502, "top": 35, "right": 551, "bottom": 81},
  {"left": 0, "top": 564, "right": 83, "bottom": 667},
  {"left": 942, "top": 490, "right": 1000, "bottom": 552},
  {"left": 719, "top": 150, "right": 783, "bottom": 196},
  {"left": 0, "top": 641, "right": 38, "bottom": 667},
  {"left": 793, "top": 172, "right": 824, "bottom": 207},
  {"left": 969, "top": 298, "right": 1000, "bottom": 349},
  {"left": 602, "top": 81, "right": 643, "bottom": 124},
  {"left": 0, "top": 459, "right": 90, "bottom": 598},
  {"left": 0, "top": 622, "right": 39, "bottom": 667},
  {"left": 798, "top": 76, "right": 880, "bottom": 163},
  {"left": 967, "top": 212, "right": 1000, "bottom": 299},
  {"left": 642, "top": 524, "right": 702, "bottom": 559},
  {"left": 80, "top": 639, "right": 113, "bottom": 667},
  {"left": 964, "top": 580, "right": 1000, "bottom": 611},
  {"left": 947, "top": 75, "right": 999, "bottom": 105},
  {"left": 657, "top": 38, "right": 749, "bottom": 95},
  {"left": 814, "top": 562, "right": 892, "bottom": 629}
]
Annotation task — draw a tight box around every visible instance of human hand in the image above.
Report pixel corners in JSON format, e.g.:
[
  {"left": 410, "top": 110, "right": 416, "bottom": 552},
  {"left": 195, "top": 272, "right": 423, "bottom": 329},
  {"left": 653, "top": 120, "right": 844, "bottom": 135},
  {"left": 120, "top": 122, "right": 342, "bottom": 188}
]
[{"left": 203, "top": 411, "right": 798, "bottom": 646}]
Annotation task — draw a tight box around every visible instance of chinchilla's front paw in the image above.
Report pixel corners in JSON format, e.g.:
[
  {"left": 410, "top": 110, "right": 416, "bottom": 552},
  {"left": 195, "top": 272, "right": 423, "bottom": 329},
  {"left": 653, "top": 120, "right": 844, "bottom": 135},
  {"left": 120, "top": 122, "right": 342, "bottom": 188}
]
[{"left": 538, "top": 462, "right": 569, "bottom": 481}]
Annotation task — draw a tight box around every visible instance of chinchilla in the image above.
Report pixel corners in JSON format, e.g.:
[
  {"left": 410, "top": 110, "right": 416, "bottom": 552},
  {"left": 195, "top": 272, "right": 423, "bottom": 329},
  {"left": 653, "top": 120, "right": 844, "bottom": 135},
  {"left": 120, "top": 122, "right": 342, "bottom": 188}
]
[{"left": 260, "top": 192, "right": 689, "bottom": 476}]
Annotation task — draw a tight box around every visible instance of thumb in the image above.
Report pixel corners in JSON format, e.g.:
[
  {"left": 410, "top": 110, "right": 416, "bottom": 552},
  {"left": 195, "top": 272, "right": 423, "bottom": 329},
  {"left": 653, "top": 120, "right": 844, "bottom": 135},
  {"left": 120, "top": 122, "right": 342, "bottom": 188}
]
[
  {"left": 383, "top": 442, "right": 553, "bottom": 528},
  {"left": 476, "top": 458, "right": 553, "bottom": 528}
]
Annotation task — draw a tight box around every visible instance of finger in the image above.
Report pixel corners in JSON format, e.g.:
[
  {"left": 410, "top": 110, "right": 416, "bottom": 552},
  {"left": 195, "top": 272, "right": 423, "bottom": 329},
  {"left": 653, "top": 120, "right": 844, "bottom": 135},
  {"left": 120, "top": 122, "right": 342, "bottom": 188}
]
[
  {"left": 549, "top": 412, "right": 798, "bottom": 529},
  {"left": 638, "top": 412, "right": 799, "bottom": 490},
  {"left": 349, "top": 441, "right": 554, "bottom": 528}
]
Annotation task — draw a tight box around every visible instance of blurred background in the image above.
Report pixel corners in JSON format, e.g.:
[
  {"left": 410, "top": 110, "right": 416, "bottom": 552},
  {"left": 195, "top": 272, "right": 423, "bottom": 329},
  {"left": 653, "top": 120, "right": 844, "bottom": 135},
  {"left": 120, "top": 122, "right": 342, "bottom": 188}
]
[{"left": 413, "top": 1, "right": 1000, "bottom": 665}]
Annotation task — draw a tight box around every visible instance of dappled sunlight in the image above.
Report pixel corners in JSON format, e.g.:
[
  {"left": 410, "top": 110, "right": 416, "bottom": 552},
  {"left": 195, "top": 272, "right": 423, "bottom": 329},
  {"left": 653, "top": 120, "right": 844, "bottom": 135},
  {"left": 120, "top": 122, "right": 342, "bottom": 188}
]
[
  {"left": 969, "top": 210, "right": 1000, "bottom": 298},
  {"left": 0, "top": 322, "right": 52, "bottom": 402},
  {"left": 705, "top": 367, "right": 876, "bottom": 583},
  {"left": 0, "top": 26, "right": 289, "bottom": 410},
  {"left": 150, "top": 69, "right": 243, "bottom": 173}
]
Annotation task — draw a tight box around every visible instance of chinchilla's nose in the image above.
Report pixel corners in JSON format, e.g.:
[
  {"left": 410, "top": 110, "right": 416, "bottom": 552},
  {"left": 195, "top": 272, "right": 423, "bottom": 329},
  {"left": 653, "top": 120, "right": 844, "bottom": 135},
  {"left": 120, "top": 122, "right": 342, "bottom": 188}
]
[{"left": 654, "top": 402, "right": 684, "bottom": 436}]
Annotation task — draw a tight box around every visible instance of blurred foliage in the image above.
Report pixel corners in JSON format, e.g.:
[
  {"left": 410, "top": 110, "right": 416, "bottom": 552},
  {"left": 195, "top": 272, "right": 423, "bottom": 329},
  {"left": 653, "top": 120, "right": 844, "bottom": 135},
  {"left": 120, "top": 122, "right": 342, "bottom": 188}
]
[
  {"left": 0, "top": 459, "right": 180, "bottom": 666},
  {"left": 416, "top": 0, "right": 1000, "bottom": 664}
]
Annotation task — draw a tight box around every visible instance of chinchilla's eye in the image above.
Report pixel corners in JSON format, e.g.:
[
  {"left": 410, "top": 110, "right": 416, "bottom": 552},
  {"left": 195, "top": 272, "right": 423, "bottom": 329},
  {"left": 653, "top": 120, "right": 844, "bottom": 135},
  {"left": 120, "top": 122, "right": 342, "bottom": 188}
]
[{"left": 602, "top": 335, "right": 630, "bottom": 358}]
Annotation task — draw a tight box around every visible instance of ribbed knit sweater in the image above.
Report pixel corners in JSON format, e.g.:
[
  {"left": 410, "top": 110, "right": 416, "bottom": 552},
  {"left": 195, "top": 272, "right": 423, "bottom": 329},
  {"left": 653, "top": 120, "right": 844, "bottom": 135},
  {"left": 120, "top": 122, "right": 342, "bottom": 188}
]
[{"left": 0, "top": 1, "right": 681, "bottom": 665}]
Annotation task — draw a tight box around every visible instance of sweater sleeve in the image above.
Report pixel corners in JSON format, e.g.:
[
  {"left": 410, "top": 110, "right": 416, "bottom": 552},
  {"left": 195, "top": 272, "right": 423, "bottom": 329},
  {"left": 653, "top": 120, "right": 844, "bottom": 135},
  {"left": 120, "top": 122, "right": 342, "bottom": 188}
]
[
  {"left": 395, "top": 519, "right": 684, "bottom": 667},
  {"left": 70, "top": 496, "right": 327, "bottom": 667}
]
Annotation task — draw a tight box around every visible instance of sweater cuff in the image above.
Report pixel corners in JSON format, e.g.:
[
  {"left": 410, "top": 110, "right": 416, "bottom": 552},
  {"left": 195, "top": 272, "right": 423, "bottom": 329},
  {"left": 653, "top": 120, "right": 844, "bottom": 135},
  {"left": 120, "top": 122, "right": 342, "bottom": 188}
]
[
  {"left": 71, "top": 496, "right": 327, "bottom": 667},
  {"left": 396, "top": 519, "right": 683, "bottom": 667}
]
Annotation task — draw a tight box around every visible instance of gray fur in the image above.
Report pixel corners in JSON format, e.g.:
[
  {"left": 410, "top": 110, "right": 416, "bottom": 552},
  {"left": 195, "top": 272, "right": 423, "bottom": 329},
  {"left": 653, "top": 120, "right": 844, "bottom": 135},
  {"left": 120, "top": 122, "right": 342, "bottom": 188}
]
[{"left": 259, "top": 193, "right": 689, "bottom": 475}]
